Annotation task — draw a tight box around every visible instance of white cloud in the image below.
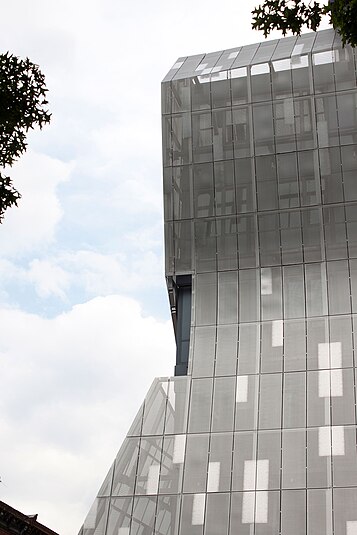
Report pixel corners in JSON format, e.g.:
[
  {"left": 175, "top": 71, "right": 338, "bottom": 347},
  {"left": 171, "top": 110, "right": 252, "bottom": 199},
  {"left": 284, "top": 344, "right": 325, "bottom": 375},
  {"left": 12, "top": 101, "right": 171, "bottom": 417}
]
[
  {"left": 0, "top": 295, "right": 175, "bottom": 535},
  {"left": 28, "top": 259, "right": 70, "bottom": 299},
  {"left": 0, "top": 150, "right": 72, "bottom": 256}
]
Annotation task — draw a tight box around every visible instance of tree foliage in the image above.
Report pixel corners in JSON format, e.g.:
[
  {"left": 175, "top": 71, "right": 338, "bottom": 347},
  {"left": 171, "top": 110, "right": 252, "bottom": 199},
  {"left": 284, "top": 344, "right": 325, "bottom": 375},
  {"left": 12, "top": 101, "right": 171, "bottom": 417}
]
[
  {"left": 252, "top": 0, "right": 357, "bottom": 47},
  {"left": 0, "top": 53, "right": 51, "bottom": 222}
]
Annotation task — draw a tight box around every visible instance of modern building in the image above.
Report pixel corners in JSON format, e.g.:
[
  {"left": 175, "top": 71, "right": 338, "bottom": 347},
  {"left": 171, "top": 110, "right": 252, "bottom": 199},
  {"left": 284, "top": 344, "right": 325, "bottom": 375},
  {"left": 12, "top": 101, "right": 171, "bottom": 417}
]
[{"left": 79, "top": 28, "right": 357, "bottom": 535}]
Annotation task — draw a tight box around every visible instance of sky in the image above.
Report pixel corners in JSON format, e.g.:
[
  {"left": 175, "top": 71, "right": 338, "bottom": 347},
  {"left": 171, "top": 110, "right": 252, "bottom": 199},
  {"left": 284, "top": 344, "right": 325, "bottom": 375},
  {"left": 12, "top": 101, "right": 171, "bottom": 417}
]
[{"left": 0, "top": 2, "right": 331, "bottom": 534}]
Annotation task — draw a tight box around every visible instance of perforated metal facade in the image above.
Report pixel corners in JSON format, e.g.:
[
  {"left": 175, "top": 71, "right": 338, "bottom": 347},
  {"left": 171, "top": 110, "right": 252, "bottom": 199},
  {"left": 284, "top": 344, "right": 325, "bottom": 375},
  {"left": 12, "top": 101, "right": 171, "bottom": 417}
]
[{"left": 79, "top": 29, "right": 357, "bottom": 535}]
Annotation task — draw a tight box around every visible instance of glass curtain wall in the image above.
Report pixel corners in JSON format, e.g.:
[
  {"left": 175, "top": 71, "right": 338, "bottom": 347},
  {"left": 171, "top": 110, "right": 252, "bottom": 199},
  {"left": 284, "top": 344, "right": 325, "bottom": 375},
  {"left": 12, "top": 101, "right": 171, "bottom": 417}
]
[{"left": 79, "top": 29, "right": 357, "bottom": 535}]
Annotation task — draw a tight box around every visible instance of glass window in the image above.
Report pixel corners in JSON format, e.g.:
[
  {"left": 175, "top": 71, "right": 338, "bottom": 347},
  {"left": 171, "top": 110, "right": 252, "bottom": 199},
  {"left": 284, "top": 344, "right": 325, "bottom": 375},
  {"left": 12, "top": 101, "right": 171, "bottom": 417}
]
[
  {"left": 135, "top": 437, "right": 162, "bottom": 495},
  {"left": 258, "top": 429, "right": 281, "bottom": 489},
  {"left": 165, "top": 377, "right": 190, "bottom": 435},
  {"left": 346, "top": 203, "right": 357, "bottom": 257},
  {"left": 159, "top": 435, "right": 185, "bottom": 494},
  {"left": 284, "top": 319, "right": 306, "bottom": 371},
  {"left": 307, "top": 489, "right": 333, "bottom": 535},
  {"left": 98, "top": 463, "right": 114, "bottom": 497},
  {"left": 337, "top": 92, "right": 357, "bottom": 146},
  {"left": 316, "top": 95, "right": 339, "bottom": 148},
  {"left": 307, "top": 428, "right": 332, "bottom": 488},
  {"left": 261, "top": 321, "right": 283, "bottom": 373},
  {"left": 332, "top": 369, "right": 355, "bottom": 426},
  {"left": 188, "top": 378, "right": 213, "bottom": 433},
  {"left": 327, "top": 260, "right": 351, "bottom": 315},
  {"left": 323, "top": 206, "right": 347, "bottom": 260},
  {"left": 163, "top": 167, "right": 173, "bottom": 222},
  {"left": 214, "top": 160, "right": 235, "bottom": 215},
  {"left": 172, "top": 112, "right": 192, "bottom": 165},
  {"left": 313, "top": 51, "right": 335, "bottom": 93},
  {"left": 127, "top": 405, "right": 143, "bottom": 438},
  {"left": 305, "top": 263, "right": 328, "bottom": 317},
  {"left": 333, "top": 488, "right": 357, "bottom": 535},
  {"left": 334, "top": 44, "right": 356, "bottom": 90},
  {"left": 106, "top": 497, "right": 132, "bottom": 535},
  {"left": 218, "top": 271, "right": 238, "bottom": 325},
  {"left": 231, "top": 67, "right": 249, "bottom": 105},
  {"left": 261, "top": 267, "right": 283, "bottom": 321},
  {"left": 283, "top": 264, "right": 305, "bottom": 319},
  {"left": 195, "top": 273, "right": 217, "bottom": 326},
  {"left": 280, "top": 211, "right": 303, "bottom": 264},
  {"left": 253, "top": 103, "right": 275, "bottom": 155},
  {"left": 191, "top": 78, "right": 211, "bottom": 111},
  {"left": 216, "top": 324, "right": 238, "bottom": 376},
  {"left": 216, "top": 216, "right": 238, "bottom": 271},
  {"left": 195, "top": 219, "right": 216, "bottom": 273},
  {"left": 212, "top": 108, "right": 234, "bottom": 161},
  {"left": 191, "top": 326, "right": 216, "bottom": 378},
  {"left": 162, "top": 116, "right": 172, "bottom": 167},
  {"left": 306, "top": 317, "right": 329, "bottom": 370},
  {"left": 274, "top": 99, "right": 296, "bottom": 153},
  {"left": 298, "top": 149, "right": 321, "bottom": 205},
  {"left": 251, "top": 63, "right": 272, "bottom": 102},
  {"left": 192, "top": 111, "right": 213, "bottom": 163},
  {"left": 292, "top": 55, "right": 312, "bottom": 96},
  {"left": 209, "top": 434, "right": 233, "bottom": 492},
  {"left": 180, "top": 494, "right": 205, "bottom": 535},
  {"left": 172, "top": 165, "right": 193, "bottom": 220},
  {"left": 156, "top": 495, "right": 180, "bottom": 535},
  {"left": 205, "top": 493, "right": 230, "bottom": 535},
  {"left": 112, "top": 438, "right": 140, "bottom": 497},
  {"left": 183, "top": 434, "right": 209, "bottom": 493},
  {"left": 307, "top": 371, "right": 331, "bottom": 427},
  {"left": 238, "top": 323, "right": 260, "bottom": 374},
  {"left": 256, "top": 154, "right": 278, "bottom": 211},
  {"left": 350, "top": 259, "right": 357, "bottom": 313},
  {"left": 232, "top": 431, "right": 257, "bottom": 490},
  {"left": 131, "top": 497, "right": 157, "bottom": 535},
  {"left": 230, "top": 491, "right": 280, "bottom": 535},
  {"left": 258, "top": 213, "right": 281, "bottom": 266},
  {"left": 282, "top": 430, "right": 306, "bottom": 488},
  {"left": 235, "top": 375, "right": 259, "bottom": 431},
  {"left": 272, "top": 59, "right": 293, "bottom": 99},
  {"left": 283, "top": 372, "right": 306, "bottom": 428},
  {"left": 162, "top": 81, "right": 172, "bottom": 115},
  {"left": 142, "top": 380, "right": 168, "bottom": 436},
  {"left": 193, "top": 163, "right": 214, "bottom": 218},
  {"left": 320, "top": 147, "right": 343, "bottom": 203},
  {"left": 257, "top": 491, "right": 280, "bottom": 535},
  {"left": 276, "top": 152, "right": 299, "bottom": 207},
  {"left": 211, "top": 74, "right": 231, "bottom": 109},
  {"left": 239, "top": 269, "right": 260, "bottom": 322},
  {"left": 237, "top": 214, "right": 258, "bottom": 268},
  {"left": 281, "top": 490, "right": 306, "bottom": 535},
  {"left": 232, "top": 105, "right": 252, "bottom": 157},
  {"left": 83, "top": 498, "right": 109, "bottom": 535},
  {"left": 342, "top": 144, "right": 357, "bottom": 201},
  {"left": 295, "top": 97, "right": 316, "bottom": 150},
  {"left": 333, "top": 426, "right": 357, "bottom": 486},
  {"left": 173, "top": 220, "right": 193, "bottom": 273},
  {"left": 329, "top": 315, "right": 353, "bottom": 368},
  {"left": 212, "top": 376, "right": 236, "bottom": 432},
  {"left": 165, "top": 222, "right": 174, "bottom": 274},
  {"left": 302, "top": 207, "right": 324, "bottom": 262},
  {"left": 171, "top": 78, "right": 191, "bottom": 113},
  {"left": 258, "top": 373, "right": 282, "bottom": 429},
  {"left": 235, "top": 157, "right": 256, "bottom": 213}
]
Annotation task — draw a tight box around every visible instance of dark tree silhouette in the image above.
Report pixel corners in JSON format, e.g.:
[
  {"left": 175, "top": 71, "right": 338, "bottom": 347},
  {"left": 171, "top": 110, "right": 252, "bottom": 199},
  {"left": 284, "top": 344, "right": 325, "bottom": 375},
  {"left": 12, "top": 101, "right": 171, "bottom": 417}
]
[
  {"left": 252, "top": 0, "right": 357, "bottom": 47},
  {"left": 0, "top": 53, "right": 51, "bottom": 222}
]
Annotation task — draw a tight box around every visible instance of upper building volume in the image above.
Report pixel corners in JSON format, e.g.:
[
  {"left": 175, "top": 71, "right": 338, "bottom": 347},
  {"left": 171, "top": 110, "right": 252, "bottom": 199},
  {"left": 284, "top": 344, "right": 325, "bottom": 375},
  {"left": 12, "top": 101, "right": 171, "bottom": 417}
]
[{"left": 80, "top": 29, "right": 357, "bottom": 535}]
